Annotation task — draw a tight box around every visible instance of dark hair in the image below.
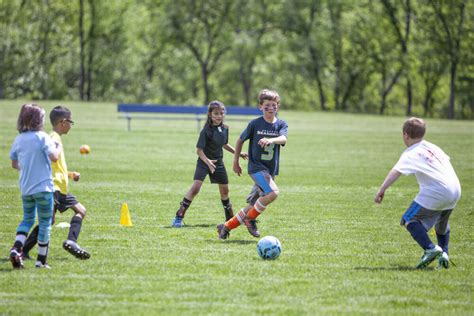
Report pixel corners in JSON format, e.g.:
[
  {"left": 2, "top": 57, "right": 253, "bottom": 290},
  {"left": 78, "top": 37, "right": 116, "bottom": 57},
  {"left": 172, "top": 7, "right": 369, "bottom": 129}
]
[
  {"left": 258, "top": 89, "right": 280, "bottom": 105},
  {"left": 403, "top": 117, "right": 426, "bottom": 139},
  {"left": 50, "top": 105, "right": 71, "bottom": 126},
  {"left": 206, "top": 100, "right": 226, "bottom": 127},
  {"left": 16, "top": 104, "right": 45, "bottom": 133}
]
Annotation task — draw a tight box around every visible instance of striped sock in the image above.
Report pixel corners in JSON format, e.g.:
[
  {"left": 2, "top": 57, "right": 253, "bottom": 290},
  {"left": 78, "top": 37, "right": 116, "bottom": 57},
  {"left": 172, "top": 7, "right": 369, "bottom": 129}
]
[
  {"left": 224, "top": 209, "right": 246, "bottom": 230},
  {"left": 247, "top": 199, "right": 266, "bottom": 220}
]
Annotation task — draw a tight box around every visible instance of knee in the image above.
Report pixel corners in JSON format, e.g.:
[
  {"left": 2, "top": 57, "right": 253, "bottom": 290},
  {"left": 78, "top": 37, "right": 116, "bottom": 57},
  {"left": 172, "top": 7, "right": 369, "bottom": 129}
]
[
  {"left": 267, "top": 190, "right": 279, "bottom": 202},
  {"left": 74, "top": 204, "right": 87, "bottom": 218},
  {"left": 221, "top": 187, "right": 229, "bottom": 196}
]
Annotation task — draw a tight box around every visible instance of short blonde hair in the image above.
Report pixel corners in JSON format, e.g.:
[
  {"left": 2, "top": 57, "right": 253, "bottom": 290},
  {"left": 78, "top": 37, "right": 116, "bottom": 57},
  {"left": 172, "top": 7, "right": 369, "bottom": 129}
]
[{"left": 403, "top": 117, "right": 426, "bottom": 139}]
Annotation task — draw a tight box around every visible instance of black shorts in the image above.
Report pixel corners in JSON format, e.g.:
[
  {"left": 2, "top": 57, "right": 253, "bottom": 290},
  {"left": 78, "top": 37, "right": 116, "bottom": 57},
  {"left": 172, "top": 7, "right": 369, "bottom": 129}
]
[
  {"left": 193, "top": 160, "right": 229, "bottom": 184},
  {"left": 54, "top": 191, "right": 79, "bottom": 212}
]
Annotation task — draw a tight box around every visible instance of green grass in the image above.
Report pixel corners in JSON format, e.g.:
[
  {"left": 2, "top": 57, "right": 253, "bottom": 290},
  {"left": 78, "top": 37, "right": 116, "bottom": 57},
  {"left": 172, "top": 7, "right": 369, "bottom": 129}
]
[{"left": 0, "top": 101, "right": 473, "bottom": 315}]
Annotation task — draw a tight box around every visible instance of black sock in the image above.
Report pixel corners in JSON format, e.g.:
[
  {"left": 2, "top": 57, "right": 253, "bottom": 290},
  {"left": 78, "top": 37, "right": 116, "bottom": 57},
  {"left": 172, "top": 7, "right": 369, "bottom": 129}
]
[
  {"left": 176, "top": 198, "right": 192, "bottom": 218},
  {"left": 221, "top": 199, "right": 234, "bottom": 221},
  {"left": 23, "top": 225, "right": 39, "bottom": 254},
  {"left": 436, "top": 230, "right": 450, "bottom": 254},
  {"left": 68, "top": 216, "right": 83, "bottom": 242},
  {"left": 407, "top": 221, "right": 434, "bottom": 250}
]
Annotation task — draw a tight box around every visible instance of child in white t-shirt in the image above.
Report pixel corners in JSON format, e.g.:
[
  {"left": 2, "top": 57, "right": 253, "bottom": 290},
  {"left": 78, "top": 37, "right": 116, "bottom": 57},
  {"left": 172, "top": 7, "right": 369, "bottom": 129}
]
[{"left": 375, "top": 117, "right": 461, "bottom": 269}]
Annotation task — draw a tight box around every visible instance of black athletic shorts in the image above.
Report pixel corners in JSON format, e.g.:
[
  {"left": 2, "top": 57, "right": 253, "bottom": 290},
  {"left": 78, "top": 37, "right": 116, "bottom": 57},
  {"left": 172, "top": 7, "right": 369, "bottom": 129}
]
[
  {"left": 193, "top": 160, "right": 229, "bottom": 184},
  {"left": 54, "top": 191, "right": 79, "bottom": 212}
]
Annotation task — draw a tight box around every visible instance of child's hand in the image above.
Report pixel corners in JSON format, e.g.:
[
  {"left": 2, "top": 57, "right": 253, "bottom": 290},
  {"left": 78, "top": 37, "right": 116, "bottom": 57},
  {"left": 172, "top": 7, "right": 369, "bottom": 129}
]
[
  {"left": 207, "top": 159, "right": 217, "bottom": 174},
  {"left": 72, "top": 172, "right": 81, "bottom": 182},
  {"left": 374, "top": 190, "right": 384, "bottom": 204},
  {"left": 240, "top": 152, "right": 249, "bottom": 160},
  {"left": 233, "top": 162, "right": 242, "bottom": 176},
  {"left": 258, "top": 138, "right": 272, "bottom": 148}
]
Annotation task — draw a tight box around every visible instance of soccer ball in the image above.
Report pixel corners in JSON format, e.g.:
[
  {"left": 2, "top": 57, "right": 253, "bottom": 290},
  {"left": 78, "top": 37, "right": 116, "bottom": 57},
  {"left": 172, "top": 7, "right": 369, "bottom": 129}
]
[
  {"left": 79, "top": 144, "right": 91, "bottom": 154},
  {"left": 257, "top": 236, "right": 282, "bottom": 260}
]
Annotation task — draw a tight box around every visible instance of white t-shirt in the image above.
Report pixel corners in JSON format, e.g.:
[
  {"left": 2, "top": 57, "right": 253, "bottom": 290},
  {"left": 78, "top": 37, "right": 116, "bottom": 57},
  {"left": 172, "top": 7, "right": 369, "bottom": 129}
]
[{"left": 393, "top": 140, "right": 461, "bottom": 211}]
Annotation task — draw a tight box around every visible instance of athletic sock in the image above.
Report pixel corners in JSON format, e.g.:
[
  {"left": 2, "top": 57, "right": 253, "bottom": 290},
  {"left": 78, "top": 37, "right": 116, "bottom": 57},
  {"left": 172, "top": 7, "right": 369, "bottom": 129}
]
[
  {"left": 23, "top": 225, "right": 39, "bottom": 254},
  {"left": 176, "top": 198, "right": 192, "bottom": 218},
  {"left": 221, "top": 199, "right": 234, "bottom": 221},
  {"left": 436, "top": 230, "right": 450, "bottom": 254},
  {"left": 406, "top": 221, "right": 435, "bottom": 250},
  {"left": 224, "top": 209, "right": 246, "bottom": 230},
  {"left": 246, "top": 199, "right": 267, "bottom": 220},
  {"left": 13, "top": 233, "right": 27, "bottom": 251},
  {"left": 37, "top": 242, "right": 49, "bottom": 264},
  {"left": 68, "top": 216, "right": 83, "bottom": 242}
]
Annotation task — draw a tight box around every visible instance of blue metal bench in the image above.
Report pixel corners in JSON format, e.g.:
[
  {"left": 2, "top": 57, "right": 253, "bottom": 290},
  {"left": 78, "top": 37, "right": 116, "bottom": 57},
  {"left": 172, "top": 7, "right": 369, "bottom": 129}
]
[{"left": 117, "top": 104, "right": 262, "bottom": 131}]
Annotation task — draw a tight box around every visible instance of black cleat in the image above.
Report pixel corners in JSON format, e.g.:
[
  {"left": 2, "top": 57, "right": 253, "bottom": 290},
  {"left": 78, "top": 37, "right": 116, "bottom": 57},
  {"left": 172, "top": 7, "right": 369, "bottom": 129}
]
[
  {"left": 10, "top": 248, "right": 24, "bottom": 269},
  {"left": 243, "top": 219, "right": 260, "bottom": 238},
  {"left": 63, "top": 240, "right": 91, "bottom": 260},
  {"left": 217, "top": 224, "right": 230, "bottom": 240}
]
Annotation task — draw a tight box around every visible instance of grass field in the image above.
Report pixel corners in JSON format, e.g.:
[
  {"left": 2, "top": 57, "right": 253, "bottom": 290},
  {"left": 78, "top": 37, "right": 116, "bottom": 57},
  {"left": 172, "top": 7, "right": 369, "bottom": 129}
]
[{"left": 0, "top": 101, "right": 473, "bottom": 315}]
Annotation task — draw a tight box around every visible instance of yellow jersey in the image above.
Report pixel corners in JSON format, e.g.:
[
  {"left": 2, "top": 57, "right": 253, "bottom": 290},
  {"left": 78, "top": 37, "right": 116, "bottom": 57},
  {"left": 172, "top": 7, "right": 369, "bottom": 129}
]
[{"left": 50, "top": 131, "right": 71, "bottom": 194}]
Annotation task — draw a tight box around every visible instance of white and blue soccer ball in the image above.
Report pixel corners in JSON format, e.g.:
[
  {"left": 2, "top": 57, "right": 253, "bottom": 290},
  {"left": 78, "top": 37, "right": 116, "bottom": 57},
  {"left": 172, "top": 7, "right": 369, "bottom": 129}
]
[{"left": 257, "top": 236, "right": 282, "bottom": 260}]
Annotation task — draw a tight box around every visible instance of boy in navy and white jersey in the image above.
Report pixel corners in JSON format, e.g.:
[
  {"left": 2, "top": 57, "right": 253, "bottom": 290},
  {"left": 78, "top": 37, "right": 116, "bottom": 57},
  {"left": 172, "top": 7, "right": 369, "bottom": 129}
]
[
  {"left": 375, "top": 117, "right": 461, "bottom": 269},
  {"left": 217, "top": 89, "right": 288, "bottom": 239}
]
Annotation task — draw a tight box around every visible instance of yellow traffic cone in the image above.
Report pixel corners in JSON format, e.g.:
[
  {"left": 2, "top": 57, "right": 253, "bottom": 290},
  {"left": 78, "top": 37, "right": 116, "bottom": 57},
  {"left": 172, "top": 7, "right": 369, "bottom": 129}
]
[{"left": 120, "top": 202, "right": 133, "bottom": 226}]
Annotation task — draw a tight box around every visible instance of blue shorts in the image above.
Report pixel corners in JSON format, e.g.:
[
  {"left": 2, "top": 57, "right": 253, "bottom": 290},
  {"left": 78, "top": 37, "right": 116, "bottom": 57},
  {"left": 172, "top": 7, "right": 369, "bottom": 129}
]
[
  {"left": 246, "top": 171, "right": 275, "bottom": 204},
  {"left": 400, "top": 201, "right": 453, "bottom": 234}
]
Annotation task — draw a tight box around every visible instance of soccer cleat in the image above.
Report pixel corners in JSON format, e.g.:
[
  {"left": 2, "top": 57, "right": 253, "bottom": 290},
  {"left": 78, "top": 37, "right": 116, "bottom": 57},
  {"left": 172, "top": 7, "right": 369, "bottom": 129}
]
[
  {"left": 217, "top": 224, "right": 230, "bottom": 240},
  {"left": 63, "top": 240, "right": 91, "bottom": 260},
  {"left": 35, "top": 261, "right": 51, "bottom": 269},
  {"left": 171, "top": 216, "right": 184, "bottom": 228},
  {"left": 10, "top": 248, "right": 24, "bottom": 269},
  {"left": 437, "top": 252, "right": 450, "bottom": 269},
  {"left": 416, "top": 245, "right": 443, "bottom": 269},
  {"left": 243, "top": 219, "right": 260, "bottom": 238}
]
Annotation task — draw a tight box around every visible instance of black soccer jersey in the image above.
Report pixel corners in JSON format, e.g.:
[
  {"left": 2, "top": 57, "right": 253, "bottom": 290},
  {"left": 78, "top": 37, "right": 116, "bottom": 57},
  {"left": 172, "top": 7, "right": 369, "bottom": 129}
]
[
  {"left": 240, "top": 116, "right": 288, "bottom": 176},
  {"left": 196, "top": 123, "right": 229, "bottom": 164}
]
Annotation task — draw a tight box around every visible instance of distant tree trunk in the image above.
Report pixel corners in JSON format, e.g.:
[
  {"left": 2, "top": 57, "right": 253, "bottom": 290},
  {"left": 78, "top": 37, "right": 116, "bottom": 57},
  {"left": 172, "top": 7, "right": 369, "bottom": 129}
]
[
  {"left": 379, "top": 64, "right": 402, "bottom": 115},
  {"left": 448, "top": 62, "right": 457, "bottom": 119},
  {"left": 341, "top": 73, "right": 358, "bottom": 111},
  {"left": 382, "top": 0, "right": 412, "bottom": 115},
  {"left": 79, "top": 0, "right": 85, "bottom": 100},
  {"left": 429, "top": 0, "right": 466, "bottom": 119},
  {"left": 328, "top": 2, "right": 342, "bottom": 110},
  {"left": 239, "top": 63, "right": 252, "bottom": 107},
  {"left": 85, "top": 0, "right": 96, "bottom": 101},
  {"left": 309, "top": 46, "right": 327, "bottom": 110},
  {"left": 406, "top": 78, "right": 412, "bottom": 116},
  {"left": 201, "top": 63, "right": 210, "bottom": 105}
]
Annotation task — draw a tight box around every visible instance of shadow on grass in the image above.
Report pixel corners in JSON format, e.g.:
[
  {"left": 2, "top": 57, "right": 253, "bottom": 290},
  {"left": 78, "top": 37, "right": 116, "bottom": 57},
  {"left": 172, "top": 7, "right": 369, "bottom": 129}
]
[
  {"left": 213, "top": 239, "right": 256, "bottom": 245},
  {"left": 163, "top": 223, "right": 216, "bottom": 229},
  {"left": 355, "top": 265, "right": 435, "bottom": 271}
]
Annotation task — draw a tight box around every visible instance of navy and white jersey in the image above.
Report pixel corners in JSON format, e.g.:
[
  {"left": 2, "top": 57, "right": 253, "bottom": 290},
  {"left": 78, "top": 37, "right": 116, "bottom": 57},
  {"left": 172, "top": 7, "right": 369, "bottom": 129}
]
[
  {"left": 196, "top": 123, "right": 229, "bottom": 165},
  {"left": 240, "top": 116, "right": 288, "bottom": 176}
]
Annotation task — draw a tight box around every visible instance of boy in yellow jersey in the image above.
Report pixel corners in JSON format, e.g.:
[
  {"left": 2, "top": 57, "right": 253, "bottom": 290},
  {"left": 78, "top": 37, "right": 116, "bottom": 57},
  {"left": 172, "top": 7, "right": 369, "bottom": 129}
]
[{"left": 23, "top": 106, "right": 90, "bottom": 260}]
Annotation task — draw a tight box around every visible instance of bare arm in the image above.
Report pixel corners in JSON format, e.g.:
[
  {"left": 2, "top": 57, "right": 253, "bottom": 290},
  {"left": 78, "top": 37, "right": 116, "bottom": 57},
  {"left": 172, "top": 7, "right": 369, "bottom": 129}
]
[
  {"left": 49, "top": 141, "right": 61, "bottom": 162},
  {"left": 224, "top": 143, "right": 248, "bottom": 160},
  {"left": 258, "top": 135, "right": 287, "bottom": 148},
  {"left": 233, "top": 138, "right": 244, "bottom": 176},
  {"left": 374, "top": 169, "right": 402, "bottom": 204},
  {"left": 11, "top": 160, "right": 20, "bottom": 170},
  {"left": 196, "top": 148, "right": 217, "bottom": 174}
]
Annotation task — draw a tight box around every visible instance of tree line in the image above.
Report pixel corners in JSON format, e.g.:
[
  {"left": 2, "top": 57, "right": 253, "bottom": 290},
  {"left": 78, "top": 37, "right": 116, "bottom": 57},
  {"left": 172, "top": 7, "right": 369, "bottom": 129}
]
[{"left": 0, "top": 0, "right": 472, "bottom": 119}]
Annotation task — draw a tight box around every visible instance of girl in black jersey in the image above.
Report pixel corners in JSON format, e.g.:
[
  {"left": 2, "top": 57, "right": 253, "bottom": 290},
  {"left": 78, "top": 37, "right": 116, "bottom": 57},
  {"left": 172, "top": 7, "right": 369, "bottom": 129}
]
[{"left": 171, "top": 101, "right": 248, "bottom": 227}]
